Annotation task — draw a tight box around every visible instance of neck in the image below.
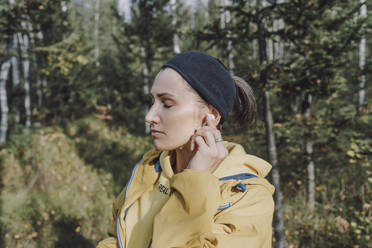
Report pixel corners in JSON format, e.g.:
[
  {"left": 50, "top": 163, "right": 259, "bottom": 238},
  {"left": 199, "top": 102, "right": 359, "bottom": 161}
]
[{"left": 171, "top": 141, "right": 195, "bottom": 174}]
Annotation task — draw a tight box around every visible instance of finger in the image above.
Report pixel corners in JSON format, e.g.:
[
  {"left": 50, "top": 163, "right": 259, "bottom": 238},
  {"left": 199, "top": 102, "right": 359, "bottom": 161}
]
[
  {"left": 214, "top": 129, "right": 223, "bottom": 143},
  {"left": 203, "top": 131, "right": 217, "bottom": 150},
  {"left": 216, "top": 143, "right": 228, "bottom": 159},
  {"left": 209, "top": 128, "right": 226, "bottom": 157},
  {"left": 195, "top": 128, "right": 213, "bottom": 141},
  {"left": 190, "top": 134, "right": 196, "bottom": 151},
  {"left": 194, "top": 135, "right": 208, "bottom": 151},
  {"left": 194, "top": 129, "right": 218, "bottom": 155},
  {"left": 196, "top": 126, "right": 221, "bottom": 141},
  {"left": 214, "top": 129, "right": 222, "bottom": 140},
  {"left": 195, "top": 126, "right": 217, "bottom": 137},
  {"left": 212, "top": 138, "right": 226, "bottom": 159}
]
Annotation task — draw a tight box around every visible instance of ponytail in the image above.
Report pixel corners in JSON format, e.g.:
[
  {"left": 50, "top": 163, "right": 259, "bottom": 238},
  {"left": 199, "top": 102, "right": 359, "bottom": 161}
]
[{"left": 231, "top": 76, "right": 257, "bottom": 128}]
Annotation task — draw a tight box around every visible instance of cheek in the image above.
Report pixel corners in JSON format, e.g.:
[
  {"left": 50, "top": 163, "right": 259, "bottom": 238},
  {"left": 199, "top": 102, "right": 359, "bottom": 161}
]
[
  {"left": 168, "top": 107, "right": 199, "bottom": 133},
  {"left": 157, "top": 106, "right": 200, "bottom": 150}
]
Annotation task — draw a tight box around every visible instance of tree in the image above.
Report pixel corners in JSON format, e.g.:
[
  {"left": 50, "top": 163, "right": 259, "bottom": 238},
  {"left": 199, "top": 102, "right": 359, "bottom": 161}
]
[
  {"left": 258, "top": 1, "right": 286, "bottom": 246},
  {"left": 17, "top": 26, "right": 31, "bottom": 127},
  {"left": 122, "top": 0, "right": 174, "bottom": 133},
  {"left": 358, "top": 0, "right": 367, "bottom": 111},
  {"left": 0, "top": 58, "right": 10, "bottom": 144},
  {"left": 170, "top": 0, "right": 181, "bottom": 54},
  {"left": 196, "top": 1, "right": 287, "bottom": 246},
  {"left": 220, "top": 0, "right": 234, "bottom": 73},
  {"left": 94, "top": 0, "right": 101, "bottom": 67}
]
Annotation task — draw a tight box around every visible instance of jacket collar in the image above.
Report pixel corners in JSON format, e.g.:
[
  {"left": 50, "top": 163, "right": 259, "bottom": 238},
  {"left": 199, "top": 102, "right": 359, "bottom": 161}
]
[
  {"left": 123, "top": 141, "right": 274, "bottom": 210},
  {"left": 122, "top": 150, "right": 161, "bottom": 212}
]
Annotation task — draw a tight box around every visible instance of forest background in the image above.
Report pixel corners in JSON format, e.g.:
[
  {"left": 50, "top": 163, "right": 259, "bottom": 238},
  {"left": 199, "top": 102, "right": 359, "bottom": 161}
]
[{"left": 0, "top": 0, "right": 371, "bottom": 247}]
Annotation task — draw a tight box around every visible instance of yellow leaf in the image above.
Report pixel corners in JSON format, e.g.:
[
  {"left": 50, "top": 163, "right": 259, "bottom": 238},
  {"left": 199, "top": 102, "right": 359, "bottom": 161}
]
[
  {"left": 347, "top": 150, "right": 355, "bottom": 157},
  {"left": 334, "top": 216, "right": 349, "bottom": 233},
  {"left": 76, "top": 55, "right": 88, "bottom": 65}
]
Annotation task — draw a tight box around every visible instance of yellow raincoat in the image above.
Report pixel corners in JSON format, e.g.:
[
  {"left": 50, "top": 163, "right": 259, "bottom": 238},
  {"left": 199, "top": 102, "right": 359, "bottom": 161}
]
[{"left": 97, "top": 141, "right": 275, "bottom": 248}]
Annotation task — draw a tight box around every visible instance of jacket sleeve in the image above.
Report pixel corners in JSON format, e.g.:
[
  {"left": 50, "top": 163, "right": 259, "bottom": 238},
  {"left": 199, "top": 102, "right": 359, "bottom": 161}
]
[
  {"left": 151, "top": 169, "right": 274, "bottom": 248},
  {"left": 96, "top": 188, "right": 126, "bottom": 248}
]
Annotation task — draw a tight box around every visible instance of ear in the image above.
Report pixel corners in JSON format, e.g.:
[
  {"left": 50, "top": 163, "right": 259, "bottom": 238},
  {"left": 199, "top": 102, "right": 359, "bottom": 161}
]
[{"left": 207, "top": 105, "right": 221, "bottom": 126}]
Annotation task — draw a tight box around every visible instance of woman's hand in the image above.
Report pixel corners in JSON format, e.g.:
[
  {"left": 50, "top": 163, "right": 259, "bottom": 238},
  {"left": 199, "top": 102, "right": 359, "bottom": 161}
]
[{"left": 186, "top": 115, "right": 228, "bottom": 173}]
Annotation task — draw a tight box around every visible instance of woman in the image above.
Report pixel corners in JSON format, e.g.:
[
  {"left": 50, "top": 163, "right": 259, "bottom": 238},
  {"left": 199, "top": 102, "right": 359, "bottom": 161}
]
[{"left": 97, "top": 51, "right": 275, "bottom": 248}]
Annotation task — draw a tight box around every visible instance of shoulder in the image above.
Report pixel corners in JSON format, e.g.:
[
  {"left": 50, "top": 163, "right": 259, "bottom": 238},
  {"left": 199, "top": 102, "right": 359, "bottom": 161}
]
[
  {"left": 216, "top": 177, "right": 274, "bottom": 219},
  {"left": 216, "top": 141, "right": 272, "bottom": 179}
]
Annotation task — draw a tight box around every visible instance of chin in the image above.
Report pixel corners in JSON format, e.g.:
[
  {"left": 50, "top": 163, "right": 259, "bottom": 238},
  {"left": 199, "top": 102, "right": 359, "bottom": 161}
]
[{"left": 152, "top": 138, "right": 184, "bottom": 151}]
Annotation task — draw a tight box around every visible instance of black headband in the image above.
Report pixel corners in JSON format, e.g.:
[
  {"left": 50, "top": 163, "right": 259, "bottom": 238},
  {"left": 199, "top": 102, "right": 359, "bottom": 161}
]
[{"left": 161, "top": 51, "right": 236, "bottom": 124}]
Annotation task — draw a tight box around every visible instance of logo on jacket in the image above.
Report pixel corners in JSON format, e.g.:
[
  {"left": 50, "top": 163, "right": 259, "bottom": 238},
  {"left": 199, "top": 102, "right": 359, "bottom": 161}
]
[{"left": 158, "top": 183, "right": 169, "bottom": 195}]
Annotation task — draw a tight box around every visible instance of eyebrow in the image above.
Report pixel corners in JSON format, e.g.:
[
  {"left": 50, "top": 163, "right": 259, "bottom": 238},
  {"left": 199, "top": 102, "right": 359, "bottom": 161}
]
[{"left": 150, "top": 92, "right": 175, "bottom": 98}]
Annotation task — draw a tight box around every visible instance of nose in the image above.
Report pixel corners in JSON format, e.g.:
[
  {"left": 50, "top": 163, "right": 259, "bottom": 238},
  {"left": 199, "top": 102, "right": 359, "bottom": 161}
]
[{"left": 145, "top": 103, "right": 160, "bottom": 126}]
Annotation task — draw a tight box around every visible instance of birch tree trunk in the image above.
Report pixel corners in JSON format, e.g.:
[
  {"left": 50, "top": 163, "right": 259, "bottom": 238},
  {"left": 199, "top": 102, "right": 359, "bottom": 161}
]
[
  {"left": 170, "top": 0, "right": 181, "bottom": 54},
  {"left": 94, "top": 0, "right": 100, "bottom": 67},
  {"left": 204, "top": 0, "right": 209, "bottom": 23},
  {"left": 293, "top": 96, "right": 299, "bottom": 112},
  {"left": 11, "top": 33, "right": 21, "bottom": 123},
  {"left": 273, "top": 19, "right": 284, "bottom": 60},
  {"left": 251, "top": 0, "right": 258, "bottom": 60},
  {"left": 263, "top": 89, "right": 285, "bottom": 248},
  {"left": 35, "top": 61, "right": 42, "bottom": 108},
  {"left": 226, "top": 0, "right": 234, "bottom": 73},
  {"left": 28, "top": 24, "right": 43, "bottom": 108},
  {"left": 141, "top": 45, "right": 150, "bottom": 134},
  {"left": 305, "top": 94, "right": 315, "bottom": 212},
  {"left": 220, "top": 0, "right": 234, "bottom": 74},
  {"left": 358, "top": 1, "right": 367, "bottom": 110},
  {"left": 18, "top": 28, "right": 31, "bottom": 127},
  {"left": 118, "top": 0, "right": 132, "bottom": 23},
  {"left": 0, "top": 59, "right": 11, "bottom": 144},
  {"left": 257, "top": 2, "right": 285, "bottom": 245},
  {"left": 36, "top": 29, "right": 47, "bottom": 107}
]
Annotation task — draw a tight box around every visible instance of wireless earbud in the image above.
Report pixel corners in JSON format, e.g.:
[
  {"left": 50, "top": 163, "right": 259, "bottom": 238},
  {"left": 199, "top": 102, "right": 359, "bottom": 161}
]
[
  {"left": 207, "top": 114, "right": 215, "bottom": 120},
  {"left": 202, "top": 114, "right": 215, "bottom": 127}
]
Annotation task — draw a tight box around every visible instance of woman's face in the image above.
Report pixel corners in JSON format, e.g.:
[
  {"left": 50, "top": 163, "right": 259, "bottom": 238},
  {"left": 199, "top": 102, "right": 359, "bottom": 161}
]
[{"left": 145, "top": 68, "right": 207, "bottom": 151}]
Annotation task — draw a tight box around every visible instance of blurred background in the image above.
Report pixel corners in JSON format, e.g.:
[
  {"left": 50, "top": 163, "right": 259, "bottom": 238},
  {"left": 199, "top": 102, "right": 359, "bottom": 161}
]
[{"left": 0, "top": 0, "right": 371, "bottom": 247}]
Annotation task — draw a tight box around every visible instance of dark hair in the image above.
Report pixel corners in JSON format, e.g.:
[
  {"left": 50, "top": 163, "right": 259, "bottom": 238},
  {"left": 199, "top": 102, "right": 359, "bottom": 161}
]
[{"left": 231, "top": 76, "right": 257, "bottom": 128}]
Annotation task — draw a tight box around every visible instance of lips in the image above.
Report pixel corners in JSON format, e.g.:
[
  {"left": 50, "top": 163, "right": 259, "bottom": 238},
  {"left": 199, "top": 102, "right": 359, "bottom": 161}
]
[{"left": 151, "top": 129, "right": 165, "bottom": 137}]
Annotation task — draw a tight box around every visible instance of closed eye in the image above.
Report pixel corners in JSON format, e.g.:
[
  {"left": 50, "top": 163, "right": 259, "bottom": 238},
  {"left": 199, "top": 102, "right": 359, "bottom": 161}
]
[
  {"left": 162, "top": 99, "right": 173, "bottom": 108},
  {"left": 148, "top": 94, "right": 174, "bottom": 109}
]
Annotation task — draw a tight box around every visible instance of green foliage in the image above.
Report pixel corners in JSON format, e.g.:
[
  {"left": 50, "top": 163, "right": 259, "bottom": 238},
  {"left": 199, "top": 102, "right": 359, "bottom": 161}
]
[
  {"left": 0, "top": 116, "right": 154, "bottom": 247},
  {"left": 64, "top": 116, "right": 153, "bottom": 194},
  {"left": 197, "top": 0, "right": 372, "bottom": 247},
  {"left": 0, "top": 127, "right": 112, "bottom": 247},
  {"left": 0, "top": 0, "right": 371, "bottom": 247},
  {"left": 36, "top": 33, "right": 98, "bottom": 123}
]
